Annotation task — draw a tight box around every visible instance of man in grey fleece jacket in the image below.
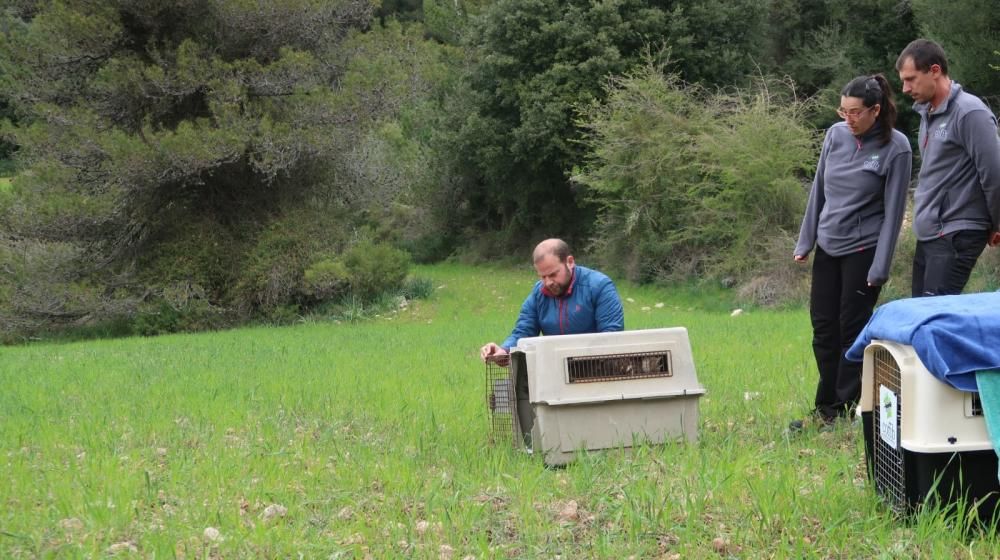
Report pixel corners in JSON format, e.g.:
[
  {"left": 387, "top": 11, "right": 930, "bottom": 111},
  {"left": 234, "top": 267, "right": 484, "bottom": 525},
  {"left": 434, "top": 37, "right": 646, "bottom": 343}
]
[{"left": 897, "top": 39, "right": 1000, "bottom": 297}]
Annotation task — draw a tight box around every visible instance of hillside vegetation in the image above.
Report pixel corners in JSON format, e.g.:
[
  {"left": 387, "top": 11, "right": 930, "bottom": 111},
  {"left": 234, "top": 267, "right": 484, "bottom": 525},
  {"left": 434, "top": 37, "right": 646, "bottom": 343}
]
[{"left": 2, "top": 0, "right": 999, "bottom": 338}]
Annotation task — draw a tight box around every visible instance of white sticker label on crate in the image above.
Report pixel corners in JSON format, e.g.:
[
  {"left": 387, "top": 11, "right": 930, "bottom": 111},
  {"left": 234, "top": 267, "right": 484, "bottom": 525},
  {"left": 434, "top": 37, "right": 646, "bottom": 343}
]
[{"left": 879, "top": 385, "right": 899, "bottom": 449}]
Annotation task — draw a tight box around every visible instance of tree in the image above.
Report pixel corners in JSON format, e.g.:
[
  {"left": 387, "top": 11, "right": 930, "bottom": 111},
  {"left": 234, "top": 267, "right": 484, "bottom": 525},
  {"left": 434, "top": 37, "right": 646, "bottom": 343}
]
[
  {"left": 452, "top": 0, "right": 769, "bottom": 251},
  {"left": 0, "top": 0, "right": 375, "bottom": 333},
  {"left": 576, "top": 66, "right": 817, "bottom": 283},
  {"left": 764, "top": 0, "right": 918, "bottom": 127},
  {"left": 913, "top": 0, "right": 1000, "bottom": 104}
]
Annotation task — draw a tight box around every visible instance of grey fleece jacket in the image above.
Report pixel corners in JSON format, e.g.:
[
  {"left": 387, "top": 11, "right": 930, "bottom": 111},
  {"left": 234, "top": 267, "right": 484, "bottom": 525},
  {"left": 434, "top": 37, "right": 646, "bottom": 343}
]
[
  {"left": 795, "top": 121, "right": 912, "bottom": 285},
  {"left": 912, "top": 82, "right": 1000, "bottom": 241}
]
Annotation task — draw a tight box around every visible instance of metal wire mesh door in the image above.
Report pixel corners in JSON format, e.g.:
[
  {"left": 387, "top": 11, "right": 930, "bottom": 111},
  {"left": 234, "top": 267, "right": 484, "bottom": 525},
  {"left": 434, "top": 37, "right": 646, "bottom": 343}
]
[
  {"left": 871, "top": 346, "right": 906, "bottom": 512},
  {"left": 486, "top": 358, "right": 521, "bottom": 448}
]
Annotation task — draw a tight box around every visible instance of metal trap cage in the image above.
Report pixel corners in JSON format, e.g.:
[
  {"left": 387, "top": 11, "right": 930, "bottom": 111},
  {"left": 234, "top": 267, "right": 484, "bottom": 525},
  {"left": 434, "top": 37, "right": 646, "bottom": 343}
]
[{"left": 485, "top": 358, "right": 521, "bottom": 448}]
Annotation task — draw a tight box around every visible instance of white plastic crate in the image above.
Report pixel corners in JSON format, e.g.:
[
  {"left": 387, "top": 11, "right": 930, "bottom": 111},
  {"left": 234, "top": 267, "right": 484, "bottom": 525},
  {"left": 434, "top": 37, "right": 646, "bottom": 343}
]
[
  {"left": 511, "top": 327, "right": 705, "bottom": 466},
  {"left": 859, "top": 339, "right": 999, "bottom": 519},
  {"left": 860, "top": 340, "right": 990, "bottom": 454}
]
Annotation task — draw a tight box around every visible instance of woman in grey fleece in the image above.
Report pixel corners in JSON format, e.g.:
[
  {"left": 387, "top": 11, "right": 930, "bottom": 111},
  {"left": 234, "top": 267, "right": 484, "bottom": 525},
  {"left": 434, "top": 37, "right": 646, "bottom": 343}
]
[{"left": 791, "top": 74, "right": 912, "bottom": 428}]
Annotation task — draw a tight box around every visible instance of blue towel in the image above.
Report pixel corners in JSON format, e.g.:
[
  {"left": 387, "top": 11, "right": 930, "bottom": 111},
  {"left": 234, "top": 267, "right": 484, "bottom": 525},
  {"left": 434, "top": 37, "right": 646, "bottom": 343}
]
[
  {"left": 975, "top": 370, "right": 1000, "bottom": 483},
  {"left": 845, "top": 292, "right": 1000, "bottom": 392}
]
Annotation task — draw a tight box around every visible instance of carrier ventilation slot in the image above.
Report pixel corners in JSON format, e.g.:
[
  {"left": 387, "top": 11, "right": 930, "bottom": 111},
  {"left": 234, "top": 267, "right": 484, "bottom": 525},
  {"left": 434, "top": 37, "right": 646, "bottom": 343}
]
[
  {"left": 969, "top": 392, "right": 983, "bottom": 417},
  {"left": 566, "top": 351, "right": 672, "bottom": 384}
]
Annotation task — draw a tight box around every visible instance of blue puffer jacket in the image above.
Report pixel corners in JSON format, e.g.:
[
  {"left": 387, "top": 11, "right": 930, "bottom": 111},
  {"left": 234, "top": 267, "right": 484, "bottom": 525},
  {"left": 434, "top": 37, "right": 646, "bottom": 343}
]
[{"left": 500, "top": 265, "right": 625, "bottom": 350}]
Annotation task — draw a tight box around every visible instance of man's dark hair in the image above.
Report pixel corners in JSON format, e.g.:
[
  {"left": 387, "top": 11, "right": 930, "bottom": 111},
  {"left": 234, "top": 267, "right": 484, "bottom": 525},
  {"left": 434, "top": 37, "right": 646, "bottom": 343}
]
[
  {"left": 896, "top": 39, "right": 949, "bottom": 75},
  {"left": 841, "top": 74, "right": 898, "bottom": 145}
]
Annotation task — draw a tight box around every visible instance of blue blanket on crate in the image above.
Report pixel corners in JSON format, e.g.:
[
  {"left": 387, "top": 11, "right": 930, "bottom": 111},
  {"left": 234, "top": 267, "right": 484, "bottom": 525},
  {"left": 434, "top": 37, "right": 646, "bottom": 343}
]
[{"left": 844, "top": 292, "right": 1000, "bottom": 392}]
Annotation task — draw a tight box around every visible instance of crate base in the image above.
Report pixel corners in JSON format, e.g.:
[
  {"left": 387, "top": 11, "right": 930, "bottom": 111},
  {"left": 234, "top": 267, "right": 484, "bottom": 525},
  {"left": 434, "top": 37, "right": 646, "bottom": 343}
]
[
  {"left": 531, "top": 397, "right": 700, "bottom": 466},
  {"left": 862, "top": 411, "right": 1000, "bottom": 524}
]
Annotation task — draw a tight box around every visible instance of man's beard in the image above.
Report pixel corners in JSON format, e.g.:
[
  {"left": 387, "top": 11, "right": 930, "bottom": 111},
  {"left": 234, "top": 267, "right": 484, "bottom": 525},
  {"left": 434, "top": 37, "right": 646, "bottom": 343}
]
[{"left": 547, "top": 266, "right": 572, "bottom": 295}]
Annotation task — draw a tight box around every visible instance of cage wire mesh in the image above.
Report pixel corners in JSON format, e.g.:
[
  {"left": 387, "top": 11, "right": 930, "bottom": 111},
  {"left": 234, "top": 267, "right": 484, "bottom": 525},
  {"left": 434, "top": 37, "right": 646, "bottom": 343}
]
[
  {"left": 485, "top": 358, "right": 520, "bottom": 448},
  {"left": 872, "top": 346, "right": 906, "bottom": 513}
]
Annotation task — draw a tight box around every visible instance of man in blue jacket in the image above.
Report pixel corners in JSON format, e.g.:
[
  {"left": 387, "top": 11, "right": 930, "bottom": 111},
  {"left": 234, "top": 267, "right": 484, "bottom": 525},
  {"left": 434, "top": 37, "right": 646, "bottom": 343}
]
[
  {"left": 479, "top": 238, "right": 624, "bottom": 363},
  {"left": 896, "top": 39, "right": 1000, "bottom": 296}
]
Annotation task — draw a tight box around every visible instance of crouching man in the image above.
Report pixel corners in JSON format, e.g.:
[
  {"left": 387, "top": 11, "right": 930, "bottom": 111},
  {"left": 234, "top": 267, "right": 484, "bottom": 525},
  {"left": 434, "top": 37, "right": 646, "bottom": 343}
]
[{"left": 480, "top": 238, "right": 625, "bottom": 363}]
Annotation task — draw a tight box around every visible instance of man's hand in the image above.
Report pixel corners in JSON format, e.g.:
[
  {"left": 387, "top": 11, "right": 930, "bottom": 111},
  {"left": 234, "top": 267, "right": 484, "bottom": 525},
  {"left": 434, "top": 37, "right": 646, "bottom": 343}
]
[
  {"left": 480, "top": 342, "right": 509, "bottom": 364},
  {"left": 793, "top": 254, "right": 808, "bottom": 263},
  {"left": 989, "top": 231, "right": 1000, "bottom": 247}
]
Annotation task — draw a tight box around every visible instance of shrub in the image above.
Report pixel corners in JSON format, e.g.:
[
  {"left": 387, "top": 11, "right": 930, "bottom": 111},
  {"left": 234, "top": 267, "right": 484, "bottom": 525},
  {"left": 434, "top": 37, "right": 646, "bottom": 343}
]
[
  {"left": 340, "top": 240, "right": 412, "bottom": 301},
  {"left": 400, "top": 276, "right": 435, "bottom": 300},
  {"left": 880, "top": 222, "right": 917, "bottom": 304},
  {"left": 132, "top": 281, "right": 230, "bottom": 336},
  {"left": 233, "top": 207, "right": 350, "bottom": 313},
  {"left": 0, "top": 237, "right": 136, "bottom": 340},
  {"left": 136, "top": 214, "right": 244, "bottom": 305},
  {"left": 576, "top": 66, "right": 817, "bottom": 285},
  {"left": 301, "top": 258, "right": 350, "bottom": 302},
  {"left": 735, "top": 230, "right": 811, "bottom": 308}
]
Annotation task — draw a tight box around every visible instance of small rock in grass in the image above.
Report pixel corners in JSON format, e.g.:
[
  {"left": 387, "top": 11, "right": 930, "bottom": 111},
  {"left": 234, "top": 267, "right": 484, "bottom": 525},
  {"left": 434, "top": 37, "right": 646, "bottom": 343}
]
[
  {"left": 556, "top": 500, "right": 579, "bottom": 523},
  {"left": 415, "top": 520, "right": 430, "bottom": 534},
  {"left": 262, "top": 503, "right": 287, "bottom": 522},
  {"left": 340, "top": 533, "right": 365, "bottom": 545},
  {"left": 203, "top": 527, "right": 222, "bottom": 542},
  {"left": 58, "top": 517, "right": 84, "bottom": 531},
  {"left": 107, "top": 541, "right": 138, "bottom": 555},
  {"left": 730, "top": 308, "right": 743, "bottom": 317},
  {"left": 337, "top": 506, "right": 353, "bottom": 520}
]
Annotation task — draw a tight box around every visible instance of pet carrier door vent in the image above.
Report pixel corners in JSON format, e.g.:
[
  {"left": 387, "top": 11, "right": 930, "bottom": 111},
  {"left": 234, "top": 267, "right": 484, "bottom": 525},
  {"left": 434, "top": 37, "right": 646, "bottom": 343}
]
[
  {"left": 566, "top": 350, "right": 672, "bottom": 383},
  {"left": 870, "top": 345, "right": 906, "bottom": 512}
]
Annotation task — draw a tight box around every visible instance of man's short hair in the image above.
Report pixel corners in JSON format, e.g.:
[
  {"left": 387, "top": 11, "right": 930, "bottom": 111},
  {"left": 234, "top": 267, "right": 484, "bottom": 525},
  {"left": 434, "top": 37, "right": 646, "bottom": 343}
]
[
  {"left": 533, "top": 239, "right": 571, "bottom": 263},
  {"left": 896, "top": 39, "right": 949, "bottom": 75}
]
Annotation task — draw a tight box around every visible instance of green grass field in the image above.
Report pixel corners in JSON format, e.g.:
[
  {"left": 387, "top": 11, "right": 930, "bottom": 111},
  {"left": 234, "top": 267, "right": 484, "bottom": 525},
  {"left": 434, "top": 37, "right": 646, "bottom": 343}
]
[{"left": 2, "top": 264, "right": 998, "bottom": 558}]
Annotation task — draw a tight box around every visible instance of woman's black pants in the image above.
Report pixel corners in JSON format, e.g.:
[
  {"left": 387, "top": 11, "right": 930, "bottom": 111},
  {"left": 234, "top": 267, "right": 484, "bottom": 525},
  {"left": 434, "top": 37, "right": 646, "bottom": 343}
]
[{"left": 809, "top": 246, "right": 881, "bottom": 420}]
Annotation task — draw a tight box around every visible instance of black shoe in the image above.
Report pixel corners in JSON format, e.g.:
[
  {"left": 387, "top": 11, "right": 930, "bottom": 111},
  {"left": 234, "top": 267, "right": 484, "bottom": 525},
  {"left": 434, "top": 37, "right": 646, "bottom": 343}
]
[{"left": 788, "top": 414, "right": 836, "bottom": 433}]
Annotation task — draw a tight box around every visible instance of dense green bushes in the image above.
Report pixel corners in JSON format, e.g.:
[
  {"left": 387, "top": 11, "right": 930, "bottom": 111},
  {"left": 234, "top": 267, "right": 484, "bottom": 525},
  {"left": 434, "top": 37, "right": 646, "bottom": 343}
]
[
  {"left": 445, "top": 0, "right": 779, "bottom": 250},
  {"left": 0, "top": 3, "right": 449, "bottom": 339},
  {"left": 912, "top": 0, "right": 1000, "bottom": 102},
  {"left": 2, "top": 0, "right": 1000, "bottom": 340},
  {"left": 576, "top": 68, "right": 817, "bottom": 285}
]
